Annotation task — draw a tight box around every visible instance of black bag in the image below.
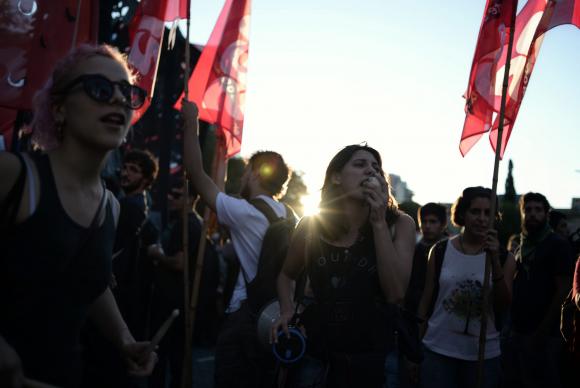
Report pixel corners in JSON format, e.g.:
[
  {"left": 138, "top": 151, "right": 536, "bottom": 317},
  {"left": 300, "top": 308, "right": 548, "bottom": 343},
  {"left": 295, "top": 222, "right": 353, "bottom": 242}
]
[{"left": 243, "top": 198, "right": 298, "bottom": 315}]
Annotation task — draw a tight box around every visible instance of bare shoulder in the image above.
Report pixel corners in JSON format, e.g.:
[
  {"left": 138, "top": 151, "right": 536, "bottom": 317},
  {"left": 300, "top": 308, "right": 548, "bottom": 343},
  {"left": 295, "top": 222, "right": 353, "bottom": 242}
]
[
  {"left": 395, "top": 212, "right": 416, "bottom": 235},
  {"left": 0, "top": 152, "right": 24, "bottom": 202}
]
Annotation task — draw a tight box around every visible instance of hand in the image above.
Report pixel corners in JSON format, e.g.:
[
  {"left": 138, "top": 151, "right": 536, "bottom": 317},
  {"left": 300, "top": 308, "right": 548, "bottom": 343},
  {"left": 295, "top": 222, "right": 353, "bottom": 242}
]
[
  {"left": 181, "top": 99, "right": 199, "bottom": 126},
  {"left": 484, "top": 229, "right": 500, "bottom": 259},
  {"left": 146, "top": 244, "right": 164, "bottom": 264},
  {"left": 0, "top": 336, "right": 23, "bottom": 388},
  {"left": 121, "top": 341, "right": 158, "bottom": 377},
  {"left": 361, "top": 174, "right": 388, "bottom": 225},
  {"left": 270, "top": 310, "right": 294, "bottom": 344}
]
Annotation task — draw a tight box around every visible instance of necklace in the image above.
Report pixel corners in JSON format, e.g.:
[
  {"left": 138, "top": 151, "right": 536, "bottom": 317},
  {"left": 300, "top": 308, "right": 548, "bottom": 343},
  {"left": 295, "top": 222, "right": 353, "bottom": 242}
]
[{"left": 459, "top": 235, "right": 483, "bottom": 255}]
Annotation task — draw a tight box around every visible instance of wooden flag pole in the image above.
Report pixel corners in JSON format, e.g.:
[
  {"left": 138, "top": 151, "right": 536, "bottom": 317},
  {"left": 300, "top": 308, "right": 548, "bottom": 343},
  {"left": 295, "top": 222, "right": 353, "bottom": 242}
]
[
  {"left": 71, "top": 0, "right": 83, "bottom": 48},
  {"left": 181, "top": 1, "right": 193, "bottom": 387},
  {"left": 476, "top": 4, "right": 517, "bottom": 388}
]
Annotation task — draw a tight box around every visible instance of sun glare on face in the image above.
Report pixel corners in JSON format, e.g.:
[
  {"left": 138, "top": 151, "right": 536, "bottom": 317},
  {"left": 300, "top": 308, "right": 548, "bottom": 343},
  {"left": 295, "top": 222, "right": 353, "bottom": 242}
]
[{"left": 301, "top": 192, "right": 321, "bottom": 216}]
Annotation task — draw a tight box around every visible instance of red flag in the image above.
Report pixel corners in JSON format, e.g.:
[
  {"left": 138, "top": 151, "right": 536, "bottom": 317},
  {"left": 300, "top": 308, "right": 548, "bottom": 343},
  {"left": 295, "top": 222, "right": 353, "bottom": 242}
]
[
  {"left": 128, "top": 0, "right": 188, "bottom": 124},
  {"left": 489, "top": 0, "right": 580, "bottom": 156},
  {"left": 176, "top": 0, "right": 252, "bottom": 158},
  {"left": 460, "top": 0, "right": 518, "bottom": 156},
  {"left": 0, "top": 0, "right": 97, "bottom": 110}
]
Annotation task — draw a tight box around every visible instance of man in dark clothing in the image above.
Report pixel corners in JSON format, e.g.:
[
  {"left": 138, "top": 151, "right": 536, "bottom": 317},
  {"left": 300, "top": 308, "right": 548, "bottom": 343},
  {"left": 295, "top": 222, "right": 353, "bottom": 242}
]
[
  {"left": 505, "top": 192, "right": 574, "bottom": 388},
  {"left": 147, "top": 183, "right": 219, "bottom": 388}
]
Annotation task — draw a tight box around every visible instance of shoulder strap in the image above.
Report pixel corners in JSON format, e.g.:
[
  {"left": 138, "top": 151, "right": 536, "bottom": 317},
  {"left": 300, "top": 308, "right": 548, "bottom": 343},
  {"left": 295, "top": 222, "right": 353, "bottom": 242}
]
[
  {"left": 0, "top": 153, "right": 26, "bottom": 227},
  {"left": 427, "top": 239, "right": 448, "bottom": 318},
  {"left": 249, "top": 197, "right": 282, "bottom": 224}
]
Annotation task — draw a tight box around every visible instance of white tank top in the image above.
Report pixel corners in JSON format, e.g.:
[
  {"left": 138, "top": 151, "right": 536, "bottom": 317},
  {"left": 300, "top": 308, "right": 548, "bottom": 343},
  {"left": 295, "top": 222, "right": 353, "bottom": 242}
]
[{"left": 422, "top": 236, "right": 500, "bottom": 360}]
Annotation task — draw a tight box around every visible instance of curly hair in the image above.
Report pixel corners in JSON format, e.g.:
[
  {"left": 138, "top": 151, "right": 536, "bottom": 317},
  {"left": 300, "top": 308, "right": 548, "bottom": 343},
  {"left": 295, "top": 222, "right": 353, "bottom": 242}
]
[
  {"left": 248, "top": 151, "right": 291, "bottom": 198},
  {"left": 451, "top": 186, "right": 499, "bottom": 227},
  {"left": 316, "top": 144, "right": 399, "bottom": 241},
  {"left": 30, "top": 44, "right": 136, "bottom": 151}
]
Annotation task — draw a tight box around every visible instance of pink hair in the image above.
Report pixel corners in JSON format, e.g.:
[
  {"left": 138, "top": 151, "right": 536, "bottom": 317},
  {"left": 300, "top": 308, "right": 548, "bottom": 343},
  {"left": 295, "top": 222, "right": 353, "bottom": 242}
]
[{"left": 30, "top": 44, "right": 136, "bottom": 150}]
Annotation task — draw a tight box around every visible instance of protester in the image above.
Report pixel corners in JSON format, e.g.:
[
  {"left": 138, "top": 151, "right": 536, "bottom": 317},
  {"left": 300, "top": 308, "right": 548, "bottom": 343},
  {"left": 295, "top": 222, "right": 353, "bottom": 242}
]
[
  {"left": 181, "top": 100, "right": 293, "bottom": 388},
  {"left": 549, "top": 210, "right": 570, "bottom": 240},
  {"left": 0, "top": 44, "right": 156, "bottom": 388},
  {"left": 272, "top": 144, "right": 416, "bottom": 387},
  {"left": 147, "top": 180, "right": 219, "bottom": 388},
  {"left": 504, "top": 192, "right": 574, "bottom": 388},
  {"left": 417, "top": 186, "right": 516, "bottom": 388}
]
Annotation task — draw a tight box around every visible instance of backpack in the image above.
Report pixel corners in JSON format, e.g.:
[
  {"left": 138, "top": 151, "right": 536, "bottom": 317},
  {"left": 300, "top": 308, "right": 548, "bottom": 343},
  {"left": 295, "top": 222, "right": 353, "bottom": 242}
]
[{"left": 242, "top": 198, "right": 298, "bottom": 316}]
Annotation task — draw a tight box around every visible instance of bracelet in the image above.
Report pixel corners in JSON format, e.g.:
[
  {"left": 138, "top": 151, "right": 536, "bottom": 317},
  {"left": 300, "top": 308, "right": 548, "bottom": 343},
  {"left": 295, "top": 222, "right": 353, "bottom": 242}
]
[{"left": 492, "top": 274, "right": 504, "bottom": 283}]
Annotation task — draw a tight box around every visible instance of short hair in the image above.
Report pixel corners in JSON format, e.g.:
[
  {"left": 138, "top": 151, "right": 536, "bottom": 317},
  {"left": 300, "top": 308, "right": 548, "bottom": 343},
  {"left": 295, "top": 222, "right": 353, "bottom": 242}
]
[
  {"left": 451, "top": 186, "right": 496, "bottom": 227},
  {"left": 519, "top": 192, "right": 551, "bottom": 214},
  {"left": 30, "top": 44, "right": 135, "bottom": 151},
  {"left": 549, "top": 210, "right": 567, "bottom": 230},
  {"left": 418, "top": 203, "right": 447, "bottom": 225},
  {"left": 248, "top": 151, "right": 290, "bottom": 197},
  {"left": 124, "top": 149, "right": 158, "bottom": 184}
]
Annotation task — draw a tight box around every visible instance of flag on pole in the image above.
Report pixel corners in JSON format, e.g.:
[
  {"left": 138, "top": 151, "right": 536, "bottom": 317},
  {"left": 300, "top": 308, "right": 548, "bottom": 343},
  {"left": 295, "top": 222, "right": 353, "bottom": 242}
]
[
  {"left": 460, "top": 0, "right": 518, "bottom": 156},
  {"left": 461, "top": 0, "right": 580, "bottom": 158},
  {"left": 0, "top": 0, "right": 97, "bottom": 110},
  {"left": 128, "top": 0, "right": 188, "bottom": 123},
  {"left": 176, "top": 0, "right": 252, "bottom": 158},
  {"left": 489, "top": 0, "right": 580, "bottom": 156}
]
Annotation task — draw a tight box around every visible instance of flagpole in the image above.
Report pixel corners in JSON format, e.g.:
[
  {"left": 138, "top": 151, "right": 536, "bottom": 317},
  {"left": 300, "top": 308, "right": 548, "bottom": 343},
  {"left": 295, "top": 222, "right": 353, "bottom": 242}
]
[
  {"left": 181, "top": 1, "right": 193, "bottom": 387},
  {"left": 71, "top": 0, "right": 83, "bottom": 48},
  {"left": 476, "top": 3, "right": 517, "bottom": 388}
]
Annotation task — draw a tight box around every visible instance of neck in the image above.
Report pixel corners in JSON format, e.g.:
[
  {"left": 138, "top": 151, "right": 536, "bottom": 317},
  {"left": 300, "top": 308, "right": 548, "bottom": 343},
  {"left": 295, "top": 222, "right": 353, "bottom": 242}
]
[
  {"left": 49, "top": 142, "right": 108, "bottom": 188},
  {"left": 341, "top": 198, "right": 369, "bottom": 234},
  {"left": 460, "top": 230, "right": 485, "bottom": 254}
]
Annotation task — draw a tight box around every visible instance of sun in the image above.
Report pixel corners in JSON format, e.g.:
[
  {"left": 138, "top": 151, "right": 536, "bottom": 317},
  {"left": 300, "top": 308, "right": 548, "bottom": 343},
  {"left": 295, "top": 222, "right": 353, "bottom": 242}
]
[{"left": 300, "top": 192, "right": 321, "bottom": 216}]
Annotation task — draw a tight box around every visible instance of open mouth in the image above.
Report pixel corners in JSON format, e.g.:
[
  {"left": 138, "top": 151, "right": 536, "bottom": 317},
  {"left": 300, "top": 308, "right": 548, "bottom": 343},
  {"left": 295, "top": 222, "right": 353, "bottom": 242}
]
[{"left": 100, "top": 112, "right": 126, "bottom": 126}]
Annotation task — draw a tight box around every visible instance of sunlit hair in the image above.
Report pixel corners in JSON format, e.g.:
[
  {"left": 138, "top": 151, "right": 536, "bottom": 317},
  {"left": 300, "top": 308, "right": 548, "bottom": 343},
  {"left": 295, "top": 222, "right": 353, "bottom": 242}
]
[
  {"left": 451, "top": 186, "right": 499, "bottom": 227},
  {"left": 316, "top": 144, "right": 399, "bottom": 241},
  {"left": 248, "top": 151, "right": 291, "bottom": 198},
  {"left": 30, "top": 44, "right": 136, "bottom": 150}
]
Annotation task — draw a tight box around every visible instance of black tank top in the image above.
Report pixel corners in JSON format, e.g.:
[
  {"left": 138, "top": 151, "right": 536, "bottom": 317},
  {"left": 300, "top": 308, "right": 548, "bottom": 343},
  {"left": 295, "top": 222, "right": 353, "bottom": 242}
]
[
  {"left": 304, "top": 236, "right": 393, "bottom": 355},
  {"left": 0, "top": 153, "right": 114, "bottom": 387}
]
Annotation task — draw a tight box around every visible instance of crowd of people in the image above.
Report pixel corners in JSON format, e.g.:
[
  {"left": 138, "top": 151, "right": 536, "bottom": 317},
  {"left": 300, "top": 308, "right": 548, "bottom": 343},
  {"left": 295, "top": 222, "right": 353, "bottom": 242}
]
[{"left": 1, "top": 43, "right": 579, "bottom": 388}]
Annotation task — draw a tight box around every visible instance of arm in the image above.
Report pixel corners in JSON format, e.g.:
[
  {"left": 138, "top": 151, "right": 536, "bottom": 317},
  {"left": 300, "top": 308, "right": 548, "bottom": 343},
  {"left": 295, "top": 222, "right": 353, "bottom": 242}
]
[
  {"left": 88, "top": 288, "right": 156, "bottom": 376},
  {"left": 181, "top": 100, "right": 220, "bottom": 212},
  {"left": 271, "top": 219, "right": 309, "bottom": 342},
  {"left": 0, "top": 335, "right": 23, "bottom": 388},
  {"left": 573, "top": 258, "right": 580, "bottom": 310},
  {"left": 534, "top": 275, "right": 571, "bottom": 337}
]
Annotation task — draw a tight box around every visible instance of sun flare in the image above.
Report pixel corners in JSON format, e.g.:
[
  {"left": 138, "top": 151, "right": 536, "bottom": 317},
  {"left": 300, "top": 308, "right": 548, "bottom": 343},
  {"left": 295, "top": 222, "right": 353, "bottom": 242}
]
[{"left": 300, "top": 193, "right": 321, "bottom": 216}]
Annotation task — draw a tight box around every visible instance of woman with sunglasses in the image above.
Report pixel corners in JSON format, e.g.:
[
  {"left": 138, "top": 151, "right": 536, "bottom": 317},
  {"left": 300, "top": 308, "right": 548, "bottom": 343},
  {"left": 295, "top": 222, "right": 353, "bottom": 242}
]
[
  {"left": 417, "top": 187, "right": 516, "bottom": 388},
  {"left": 0, "top": 44, "right": 154, "bottom": 388},
  {"left": 271, "top": 144, "right": 416, "bottom": 387}
]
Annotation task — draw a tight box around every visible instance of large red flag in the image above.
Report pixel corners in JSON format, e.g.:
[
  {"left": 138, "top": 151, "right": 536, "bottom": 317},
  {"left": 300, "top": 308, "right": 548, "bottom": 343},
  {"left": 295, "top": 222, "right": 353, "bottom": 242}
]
[
  {"left": 489, "top": 0, "right": 580, "bottom": 156},
  {"left": 460, "top": 0, "right": 518, "bottom": 156},
  {"left": 176, "top": 0, "right": 252, "bottom": 158},
  {"left": 0, "top": 0, "right": 98, "bottom": 110},
  {"left": 128, "top": 0, "right": 188, "bottom": 123}
]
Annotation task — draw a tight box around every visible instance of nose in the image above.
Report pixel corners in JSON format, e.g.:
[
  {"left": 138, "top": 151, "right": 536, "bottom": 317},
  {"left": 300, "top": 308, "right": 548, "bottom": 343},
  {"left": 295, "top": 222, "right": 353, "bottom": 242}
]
[{"left": 110, "top": 84, "right": 127, "bottom": 106}]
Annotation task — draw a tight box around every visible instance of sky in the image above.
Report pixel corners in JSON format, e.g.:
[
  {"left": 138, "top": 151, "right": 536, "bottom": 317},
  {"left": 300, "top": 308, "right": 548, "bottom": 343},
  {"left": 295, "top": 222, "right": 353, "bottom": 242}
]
[{"left": 183, "top": 0, "right": 580, "bottom": 213}]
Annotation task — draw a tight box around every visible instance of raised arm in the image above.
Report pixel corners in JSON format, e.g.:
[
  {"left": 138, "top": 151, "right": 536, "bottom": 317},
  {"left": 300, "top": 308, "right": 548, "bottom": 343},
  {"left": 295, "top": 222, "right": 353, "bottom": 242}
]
[{"left": 181, "top": 100, "right": 220, "bottom": 212}]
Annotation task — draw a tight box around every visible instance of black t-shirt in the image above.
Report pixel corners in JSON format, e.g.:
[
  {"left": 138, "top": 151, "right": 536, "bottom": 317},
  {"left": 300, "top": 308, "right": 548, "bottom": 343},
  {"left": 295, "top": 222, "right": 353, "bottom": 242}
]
[
  {"left": 512, "top": 232, "right": 574, "bottom": 335},
  {"left": 405, "top": 240, "right": 432, "bottom": 314}
]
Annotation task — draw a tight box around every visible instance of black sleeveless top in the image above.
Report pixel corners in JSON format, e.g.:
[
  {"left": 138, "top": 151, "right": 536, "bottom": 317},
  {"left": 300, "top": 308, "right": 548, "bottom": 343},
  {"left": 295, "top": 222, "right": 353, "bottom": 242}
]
[
  {"left": 0, "top": 153, "right": 114, "bottom": 387},
  {"left": 304, "top": 235, "right": 393, "bottom": 355}
]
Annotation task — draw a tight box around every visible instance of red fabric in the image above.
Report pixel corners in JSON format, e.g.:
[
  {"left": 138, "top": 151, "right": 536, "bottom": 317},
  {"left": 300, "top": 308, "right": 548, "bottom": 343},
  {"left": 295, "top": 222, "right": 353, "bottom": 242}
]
[
  {"left": 489, "top": 0, "right": 580, "bottom": 156},
  {"left": 0, "top": 0, "right": 97, "bottom": 110},
  {"left": 460, "top": 0, "right": 518, "bottom": 156},
  {"left": 176, "top": 0, "right": 252, "bottom": 158},
  {"left": 461, "top": 0, "right": 580, "bottom": 157},
  {"left": 128, "top": 0, "right": 188, "bottom": 124}
]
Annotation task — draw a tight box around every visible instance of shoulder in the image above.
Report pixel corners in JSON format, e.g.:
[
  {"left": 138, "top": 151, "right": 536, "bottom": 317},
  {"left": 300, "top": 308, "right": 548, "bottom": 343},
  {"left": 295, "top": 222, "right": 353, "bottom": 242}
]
[
  {"left": 394, "top": 212, "right": 416, "bottom": 237},
  {"left": 216, "top": 192, "right": 267, "bottom": 226},
  {"left": 0, "top": 152, "right": 24, "bottom": 202},
  {"left": 107, "top": 190, "right": 120, "bottom": 228}
]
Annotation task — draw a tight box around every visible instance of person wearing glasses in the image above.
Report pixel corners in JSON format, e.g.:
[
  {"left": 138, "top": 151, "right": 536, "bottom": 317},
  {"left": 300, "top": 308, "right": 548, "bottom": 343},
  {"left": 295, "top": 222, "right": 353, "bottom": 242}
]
[{"left": 0, "top": 44, "right": 155, "bottom": 388}]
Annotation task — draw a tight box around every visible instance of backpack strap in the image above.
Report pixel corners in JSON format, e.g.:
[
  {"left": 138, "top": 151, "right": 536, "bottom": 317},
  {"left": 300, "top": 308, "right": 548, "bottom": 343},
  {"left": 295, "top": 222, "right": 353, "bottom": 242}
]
[
  {"left": 427, "top": 239, "right": 448, "bottom": 318},
  {"left": 249, "top": 197, "right": 297, "bottom": 224},
  {"left": 0, "top": 153, "right": 26, "bottom": 228}
]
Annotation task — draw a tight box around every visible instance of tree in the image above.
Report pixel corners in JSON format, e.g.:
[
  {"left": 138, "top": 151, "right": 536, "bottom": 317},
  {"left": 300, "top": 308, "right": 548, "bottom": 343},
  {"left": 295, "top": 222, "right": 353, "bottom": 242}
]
[
  {"left": 442, "top": 279, "right": 483, "bottom": 335},
  {"left": 499, "top": 159, "right": 520, "bottom": 247},
  {"left": 505, "top": 159, "right": 516, "bottom": 202},
  {"left": 282, "top": 171, "right": 308, "bottom": 217}
]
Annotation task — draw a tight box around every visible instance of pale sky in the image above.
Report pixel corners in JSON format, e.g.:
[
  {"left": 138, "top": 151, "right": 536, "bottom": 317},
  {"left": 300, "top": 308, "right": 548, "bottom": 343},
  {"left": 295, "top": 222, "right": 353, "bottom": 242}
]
[{"left": 183, "top": 0, "right": 580, "bottom": 212}]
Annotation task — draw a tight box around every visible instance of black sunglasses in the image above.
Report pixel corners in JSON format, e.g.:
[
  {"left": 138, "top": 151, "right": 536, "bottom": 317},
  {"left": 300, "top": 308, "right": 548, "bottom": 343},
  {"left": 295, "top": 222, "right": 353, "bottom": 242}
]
[{"left": 60, "top": 74, "right": 146, "bottom": 110}]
